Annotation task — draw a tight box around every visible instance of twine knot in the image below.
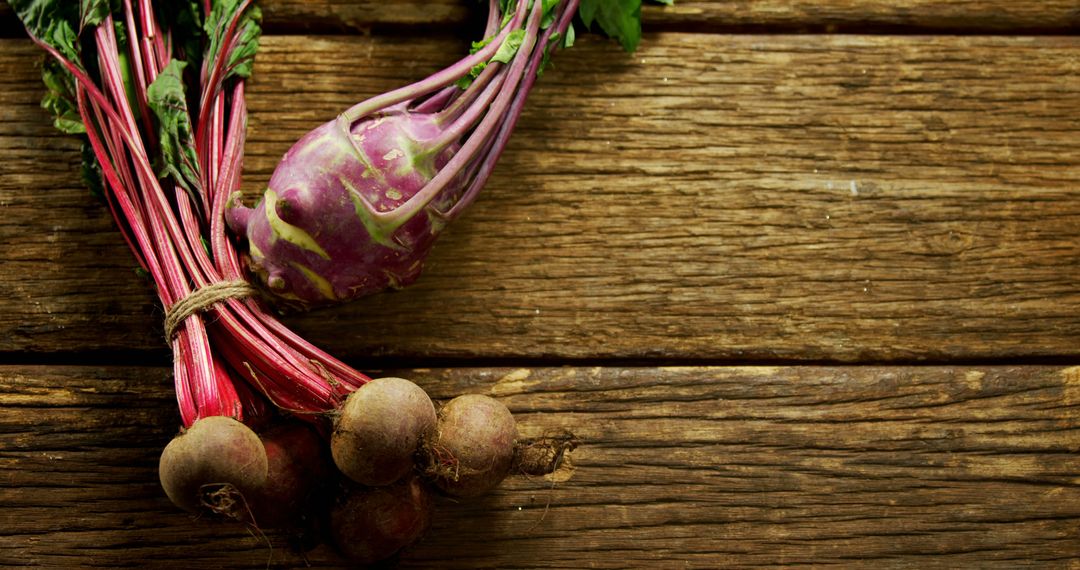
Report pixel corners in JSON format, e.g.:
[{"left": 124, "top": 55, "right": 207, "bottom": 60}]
[{"left": 164, "top": 280, "right": 259, "bottom": 341}]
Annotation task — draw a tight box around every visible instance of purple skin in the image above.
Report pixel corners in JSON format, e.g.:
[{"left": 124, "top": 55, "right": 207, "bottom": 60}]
[
  {"left": 226, "top": 110, "right": 465, "bottom": 306},
  {"left": 226, "top": 0, "right": 578, "bottom": 308}
]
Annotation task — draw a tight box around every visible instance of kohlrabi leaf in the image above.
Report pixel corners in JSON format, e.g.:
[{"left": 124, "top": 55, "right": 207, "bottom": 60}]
[
  {"left": 470, "top": 36, "right": 495, "bottom": 55},
  {"left": 537, "top": 31, "right": 563, "bottom": 77},
  {"left": 577, "top": 0, "right": 671, "bottom": 52},
  {"left": 540, "top": 0, "right": 561, "bottom": 29},
  {"left": 147, "top": 60, "right": 202, "bottom": 196},
  {"left": 564, "top": 22, "right": 576, "bottom": 48},
  {"left": 455, "top": 62, "right": 488, "bottom": 89},
  {"left": 491, "top": 28, "right": 526, "bottom": 64},
  {"left": 578, "top": 0, "right": 642, "bottom": 52}
]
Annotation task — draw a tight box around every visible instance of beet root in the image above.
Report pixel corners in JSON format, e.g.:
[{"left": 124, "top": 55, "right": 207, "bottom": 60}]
[
  {"left": 158, "top": 416, "right": 268, "bottom": 518},
  {"left": 328, "top": 476, "right": 435, "bottom": 564},
  {"left": 248, "top": 422, "right": 329, "bottom": 528},
  {"left": 331, "top": 377, "right": 437, "bottom": 486},
  {"left": 425, "top": 394, "right": 517, "bottom": 497}
]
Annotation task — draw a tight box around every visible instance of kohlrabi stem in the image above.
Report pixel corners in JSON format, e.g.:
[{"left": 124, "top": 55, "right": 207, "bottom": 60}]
[
  {"left": 340, "top": 1, "right": 529, "bottom": 125},
  {"left": 434, "top": 57, "right": 503, "bottom": 126},
  {"left": 445, "top": 0, "right": 582, "bottom": 220},
  {"left": 365, "top": 0, "right": 545, "bottom": 234},
  {"left": 414, "top": 0, "right": 509, "bottom": 120},
  {"left": 484, "top": 0, "right": 501, "bottom": 34},
  {"left": 430, "top": 64, "right": 506, "bottom": 151},
  {"left": 412, "top": 86, "right": 460, "bottom": 114}
]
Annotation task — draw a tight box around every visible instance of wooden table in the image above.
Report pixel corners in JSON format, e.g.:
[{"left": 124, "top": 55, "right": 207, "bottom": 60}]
[{"left": 2, "top": 1, "right": 1078, "bottom": 567}]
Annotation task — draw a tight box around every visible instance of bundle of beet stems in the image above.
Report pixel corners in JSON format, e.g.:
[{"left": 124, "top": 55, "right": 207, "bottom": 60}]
[{"left": 12, "top": 0, "right": 667, "bottom": 563}]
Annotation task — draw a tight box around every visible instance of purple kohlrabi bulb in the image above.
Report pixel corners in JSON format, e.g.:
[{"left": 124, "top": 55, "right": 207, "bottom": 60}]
[{"left": 226, "top": 109, "right": 465, "bottom": 308}]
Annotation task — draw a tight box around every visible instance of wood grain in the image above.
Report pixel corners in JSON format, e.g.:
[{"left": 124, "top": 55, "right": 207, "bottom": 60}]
[
  {"left": 2, "top": 1, "right": 1077, "bottom": 33},
  {"left": 1, "top": 364, "right": 1077, "bottom": 567},
  {"left": 2, "top": 34, "right": 1078, "bottom": 361}
]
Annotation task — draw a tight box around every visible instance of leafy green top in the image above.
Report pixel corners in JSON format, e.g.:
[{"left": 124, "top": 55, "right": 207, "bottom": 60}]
[
  {"left": 10, "top": 0, "right": 260, "bottom": 199},
  {"left": 579, "top": 0, "right": 673, "bottom": 53}
]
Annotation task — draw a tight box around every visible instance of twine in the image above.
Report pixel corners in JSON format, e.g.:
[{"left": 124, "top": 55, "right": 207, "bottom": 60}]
[{"left": 164, "top": 280, "right": 259, "bottom": 341}]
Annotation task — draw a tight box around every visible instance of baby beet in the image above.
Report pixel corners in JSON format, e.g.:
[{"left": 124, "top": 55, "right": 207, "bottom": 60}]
[
  {"left": 249, "top": 422, "right": 329, "bottom": 528},
  {"left": 331, "top": 377, "right": 437, "bottom": 486},
  {"left": 329, "top": 476, "right": 435, "bottom": 564},
  {"left": 158, "top": 416, "right": 268, "bottom": 518},
  {"left": 426, "top": 394, "right": 517, "bottom": 497}
]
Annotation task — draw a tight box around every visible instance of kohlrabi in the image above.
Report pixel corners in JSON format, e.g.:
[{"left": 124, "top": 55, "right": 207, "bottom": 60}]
[{"left": 228, "top": 0, "right": 669, "bottom": 308}]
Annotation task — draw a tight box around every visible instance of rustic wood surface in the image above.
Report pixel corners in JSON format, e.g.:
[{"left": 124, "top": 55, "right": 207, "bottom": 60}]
[
  {"left": 2, "top": 34, "right": 1078, "bottom": 361},
  {"left": 3, "top": 1, "right": 1079, "bottom": 32},
  {"left": 2, "top": 1, "right": 1079, "bottom": 568},
  {"left": 260, "top": 0, "right": 1080, "bottom": 32},
  {"left": 2, "top": 365, "right": 1078, "bottom": 568}
]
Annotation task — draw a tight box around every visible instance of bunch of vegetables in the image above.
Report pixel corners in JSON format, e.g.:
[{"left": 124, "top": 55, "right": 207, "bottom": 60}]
[{"left": 12, "top": 0, "right": 666, "bottom": 563}]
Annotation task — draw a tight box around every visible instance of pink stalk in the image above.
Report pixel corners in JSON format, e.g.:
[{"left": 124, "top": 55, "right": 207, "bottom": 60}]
[
  {"left": 26, "top": 3, "right": 372, "bottom": 427},
  {"left": 122, "top": 0, "right": 155, "bottom": 138}
]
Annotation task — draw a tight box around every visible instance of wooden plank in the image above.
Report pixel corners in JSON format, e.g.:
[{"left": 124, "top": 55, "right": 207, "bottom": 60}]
[
  {"left": 659, "top": 1, "right": 1080, "bottom": 31},
  {"left": 1, "top": 34, "right": 1079, "bottom": 361},
  {"left": 2, "top": 1, "right": 1078, "bottom": 33},
  {"left": 1, "top": 364, "right": 1078, "bottom": 567}
]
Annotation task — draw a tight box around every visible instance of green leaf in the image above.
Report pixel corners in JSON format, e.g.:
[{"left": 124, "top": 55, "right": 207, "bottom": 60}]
[
  {"left": 80, "top": 141, "right": 105, "bottom": 199},
  {"left": 154, "top": 1, "right": 203, "bottom": 65},
  {"left": 500, "top": 0, "right": 516, "bottom": 27},
  {"left": 147, "top": 60, "right": 202, "bottom": 196},
  {"left": 537, "top": 31, "right": 563, "bottom": 77},
  {"left": 205, "top": 0, "right": 262, "bottom": 81},
  {"left": 79, "top": 0, "right": 113, "bottom": 29},
  {"left": 491, "top": 28, "right": 526, "bottom": 64},
  {"left": 578, "top": 0, "right": 642, "bottom": 52},
  {"left": 469, "top": 36, "right": 495, "bottom": 55},
  {"left": 9, "top": 0, "right": 79, "bottom": 49},
  {"left": 455, "top": 62, "right": 488, "bottom": 90},
  {"left": 226, "top": 5, "right": 261, "bottom": 79},
  {"left": 46, "top": 18, "right": 82, "bottom": 63},
  {"left": 500, "top": 0, "right": 515, "bottom": 13},
  {"left": 540, "top": 0, "right": 561, "bottom": 28},
  {"left": 40, "top": 57, "right": 85, "bottom": 134}
]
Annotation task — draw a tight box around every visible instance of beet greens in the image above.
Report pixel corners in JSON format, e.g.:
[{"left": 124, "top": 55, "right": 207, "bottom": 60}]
[{"left": 10, "top": 0, "right": 370, "bottom": 426}]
